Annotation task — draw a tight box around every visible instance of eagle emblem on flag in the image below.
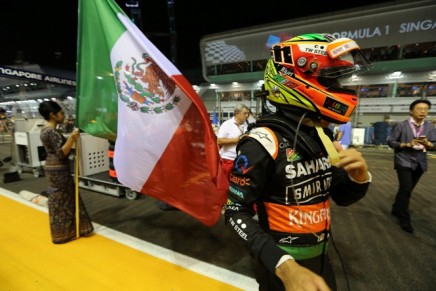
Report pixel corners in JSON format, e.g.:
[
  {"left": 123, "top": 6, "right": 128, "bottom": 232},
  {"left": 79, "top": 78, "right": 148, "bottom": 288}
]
[{"left": 114, "top": 53, "right": 181, "bottom": 114}]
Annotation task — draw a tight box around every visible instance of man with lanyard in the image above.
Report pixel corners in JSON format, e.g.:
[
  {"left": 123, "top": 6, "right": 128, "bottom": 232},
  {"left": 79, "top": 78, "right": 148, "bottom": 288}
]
[
  {"left": 217, "top": 103, "right": 250, "bottom": 179},
  {"left": 388, "top": 99, "right": 436, "bottom": 233}
]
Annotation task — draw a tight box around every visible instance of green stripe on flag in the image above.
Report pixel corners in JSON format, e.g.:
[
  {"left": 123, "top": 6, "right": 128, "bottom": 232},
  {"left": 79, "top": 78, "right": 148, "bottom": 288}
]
[{"left": 76, "top": 0, "right": 128, "bottom": 141}]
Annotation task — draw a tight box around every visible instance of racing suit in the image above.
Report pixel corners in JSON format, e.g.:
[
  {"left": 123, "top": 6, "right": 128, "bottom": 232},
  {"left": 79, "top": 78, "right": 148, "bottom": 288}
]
[{"left": 224, "top": 111, "right": 370, "bottom": 290}]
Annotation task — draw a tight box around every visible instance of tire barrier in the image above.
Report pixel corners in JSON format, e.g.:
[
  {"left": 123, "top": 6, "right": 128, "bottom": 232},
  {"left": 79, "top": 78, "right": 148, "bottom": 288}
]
[{"left": 108, "top": 140, "right": 118, "bottom": 183}]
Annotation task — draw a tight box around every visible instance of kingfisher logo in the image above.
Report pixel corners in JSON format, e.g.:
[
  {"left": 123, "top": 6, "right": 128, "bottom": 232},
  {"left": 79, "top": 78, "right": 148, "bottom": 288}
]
[{"left": 234, "top": 154, "right": 254, "bottom": 174}]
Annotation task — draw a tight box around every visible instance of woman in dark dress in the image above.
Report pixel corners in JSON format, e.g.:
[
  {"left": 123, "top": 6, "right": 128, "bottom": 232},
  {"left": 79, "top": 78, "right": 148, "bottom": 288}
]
[{"left": 38, "top": 101, "right": 93, "bottom": 244}]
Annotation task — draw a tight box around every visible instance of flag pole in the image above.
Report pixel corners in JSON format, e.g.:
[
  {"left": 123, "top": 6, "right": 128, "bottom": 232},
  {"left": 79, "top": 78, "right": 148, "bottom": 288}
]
[
  {"left": 74, "top": 134, "right": 80, "bottom": 239},
  {"left": 75, "top": 2, "right": 82, "bottom": 239}
]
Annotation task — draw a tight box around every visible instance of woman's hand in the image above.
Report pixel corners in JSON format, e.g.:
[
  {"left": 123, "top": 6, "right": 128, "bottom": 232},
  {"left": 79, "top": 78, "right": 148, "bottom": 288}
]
[
  {"left": 63, "top": 129, "right": 79, "bottom": 156},
  {"left": 70, "top": 129, "right": 80, "bottom": 141}
]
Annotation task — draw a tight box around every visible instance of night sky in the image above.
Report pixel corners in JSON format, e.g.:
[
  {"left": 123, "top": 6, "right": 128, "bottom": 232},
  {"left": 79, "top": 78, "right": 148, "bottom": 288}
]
[{"left": 1, "top": 0, "right": 395, "bottom": 74}]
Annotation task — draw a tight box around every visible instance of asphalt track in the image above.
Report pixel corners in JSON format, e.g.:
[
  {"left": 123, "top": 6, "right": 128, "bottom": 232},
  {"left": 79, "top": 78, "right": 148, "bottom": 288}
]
[{"left": 1, "top": 143, "right": 435, "bottom": 291}]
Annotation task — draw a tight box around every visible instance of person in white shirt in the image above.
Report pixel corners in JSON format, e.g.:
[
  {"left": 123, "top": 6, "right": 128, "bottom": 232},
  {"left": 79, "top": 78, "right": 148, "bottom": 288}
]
[{"left": 217, "top": 104, "right": 250, "bottom": 179}]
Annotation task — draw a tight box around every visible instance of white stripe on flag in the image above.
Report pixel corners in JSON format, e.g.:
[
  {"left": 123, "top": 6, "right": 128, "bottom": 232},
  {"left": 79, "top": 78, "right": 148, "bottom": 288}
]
[{"left": 111, "top": 17, "right": 191, "bottom": 191}]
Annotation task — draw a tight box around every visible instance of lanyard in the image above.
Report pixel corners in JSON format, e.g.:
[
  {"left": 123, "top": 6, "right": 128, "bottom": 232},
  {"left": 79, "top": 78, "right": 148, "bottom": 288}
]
[
  {"left": 234, "top": 122, "right": 245, "bottom": 134},
  {"left": 409, "top": 119, "right": 426, "bottom": 152},
  {"left": 409, "top": 120, "right": 423, "bottom": 137}
]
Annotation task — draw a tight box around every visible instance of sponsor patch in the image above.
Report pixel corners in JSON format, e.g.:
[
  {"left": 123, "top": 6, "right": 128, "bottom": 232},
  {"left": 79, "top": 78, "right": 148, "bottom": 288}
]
[
  {"left": 286, "top": 148, "right": 300, "bottom": 162},
  {"left": 323, "top": 97, "right": 348, "bottom": 115},
  {"left": 249, "top": 127, "right": 279, "bottom": 160},
  {"left": 234, "top": 154, "right": 254, "bottom": 175}
]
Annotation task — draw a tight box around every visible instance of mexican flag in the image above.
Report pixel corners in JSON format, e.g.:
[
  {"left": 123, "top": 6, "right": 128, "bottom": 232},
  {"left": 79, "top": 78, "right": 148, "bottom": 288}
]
[{"left": 77, "top": 0, "right": 227, "bottom": 226}]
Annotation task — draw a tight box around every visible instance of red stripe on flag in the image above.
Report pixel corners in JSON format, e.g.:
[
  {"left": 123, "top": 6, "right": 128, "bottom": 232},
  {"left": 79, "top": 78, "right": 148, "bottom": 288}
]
[
  {"left": 171, "top": 75, "right": 229, "bottom": 191},
  {"left": 140, "top": 102, "right": 227, "bottom": 226}
]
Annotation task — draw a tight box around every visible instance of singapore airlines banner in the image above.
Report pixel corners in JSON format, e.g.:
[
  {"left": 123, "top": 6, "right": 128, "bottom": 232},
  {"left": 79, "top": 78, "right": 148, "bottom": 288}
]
[
  {"left": 0, "top": 65, "right": 76, "bottom": 87},
  {"left": 200, "top": 3, "right": 436, "bottom": 67}
]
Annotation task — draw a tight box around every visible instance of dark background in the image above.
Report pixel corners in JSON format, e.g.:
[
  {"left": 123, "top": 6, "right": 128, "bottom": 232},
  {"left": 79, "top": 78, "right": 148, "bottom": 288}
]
[{"left": 1, "top": 0, "right": 394, "bottom": 79}]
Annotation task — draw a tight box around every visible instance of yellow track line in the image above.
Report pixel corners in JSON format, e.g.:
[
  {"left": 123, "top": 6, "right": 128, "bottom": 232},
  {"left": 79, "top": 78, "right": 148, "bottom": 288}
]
[{"left": 0, "top": 190, "right": 256, "bottom": 290}]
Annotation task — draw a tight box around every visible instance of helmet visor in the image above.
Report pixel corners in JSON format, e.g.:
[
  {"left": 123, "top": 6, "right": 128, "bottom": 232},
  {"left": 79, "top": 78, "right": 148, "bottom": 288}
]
[
  {"left": 317, "top": 49, "right": 371, "bottom": 93},
  {"left": 318, "top": 50, "right": 371, "bottom": 79}
]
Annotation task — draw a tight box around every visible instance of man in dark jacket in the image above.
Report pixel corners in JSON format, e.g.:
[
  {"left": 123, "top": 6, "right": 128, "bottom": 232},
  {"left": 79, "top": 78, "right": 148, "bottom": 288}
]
[
  {"left": 373, "top": 119, "right": 389, "bottom": 145},
  {"left": 224, "top": 33, "right": 372, "bottom": 291},
  {"left": 387, "top": 99, "right": 436, "bottom": 233}
]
